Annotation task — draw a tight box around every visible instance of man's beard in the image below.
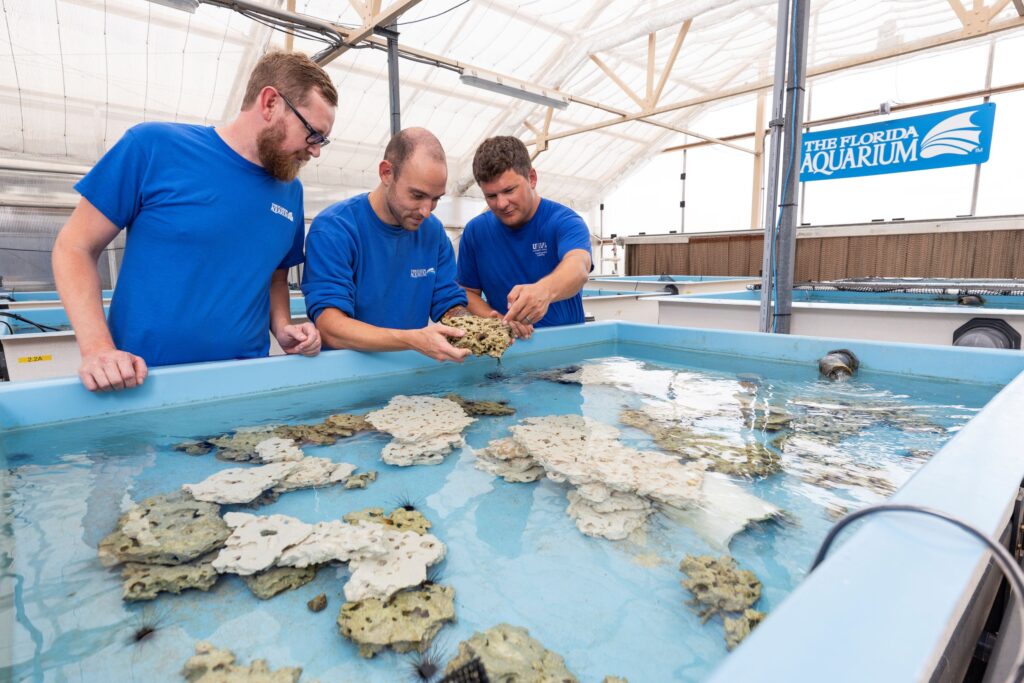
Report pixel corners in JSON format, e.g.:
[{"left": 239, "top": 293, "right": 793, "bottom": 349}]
[{"left": 257, "top": 122, "right": 309, "bottom": 182}]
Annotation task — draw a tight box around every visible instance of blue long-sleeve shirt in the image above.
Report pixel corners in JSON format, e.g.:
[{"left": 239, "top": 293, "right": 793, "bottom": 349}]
[{"left": 302, "top": 194, "right": 466, "bottom": 339}]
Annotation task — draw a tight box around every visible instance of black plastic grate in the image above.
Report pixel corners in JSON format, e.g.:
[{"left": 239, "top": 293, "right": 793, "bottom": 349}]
[{"left": 439, "top": 658, "right": 490, "bottom": 683}]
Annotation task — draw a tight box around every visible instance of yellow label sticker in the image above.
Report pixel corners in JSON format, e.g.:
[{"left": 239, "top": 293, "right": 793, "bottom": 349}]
[{"left": 18, "top": 354, "right": 53, "bottom": 364}]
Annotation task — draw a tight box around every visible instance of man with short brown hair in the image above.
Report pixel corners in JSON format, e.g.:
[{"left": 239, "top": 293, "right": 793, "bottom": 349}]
[
  {"left": 302, "top": 128, "right": 471, "bottom": 363},
  {"left": 457, "top": 136, "right": 592, "bottom": 338},
  {"left": 53, "top": 51, "right": 336, "bottom": 391}
]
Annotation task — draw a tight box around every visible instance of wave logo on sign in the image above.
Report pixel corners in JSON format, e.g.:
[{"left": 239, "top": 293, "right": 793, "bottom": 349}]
[{"left": 920, "top": 111, "right": 983, "bottom": 158}]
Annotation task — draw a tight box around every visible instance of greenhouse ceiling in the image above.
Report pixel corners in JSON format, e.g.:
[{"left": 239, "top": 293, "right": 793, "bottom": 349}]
[{"left": 1, "top": 0, "right": 1022, "bottom": 210}]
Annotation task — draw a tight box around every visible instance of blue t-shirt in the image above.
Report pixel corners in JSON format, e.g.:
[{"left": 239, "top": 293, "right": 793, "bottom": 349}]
[
  {"left": 457, "top": 198, "right": 592, "bottom": 327},
  {"left": 301, "top": 194, "right": 467, "bottom": 337},
  {"left": 75, "top": 122, "right": 305, "bottom": 367}
]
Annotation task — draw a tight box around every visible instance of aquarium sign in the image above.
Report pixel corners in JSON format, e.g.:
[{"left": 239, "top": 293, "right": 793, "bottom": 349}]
[{"left": 799, "top": 103, "right": 995, "bottom": 182}]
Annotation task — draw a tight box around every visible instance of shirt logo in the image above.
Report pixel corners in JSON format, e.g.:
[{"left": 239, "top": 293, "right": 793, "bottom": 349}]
[
  {"left": 270, "top": 203, "right": 294, "bottom": 222},
  {"left": 410, "top": 267, "right": 436, "bottom": 278},
  {"left": 532, "top": 242, "right": 548, "bottom": 257}
]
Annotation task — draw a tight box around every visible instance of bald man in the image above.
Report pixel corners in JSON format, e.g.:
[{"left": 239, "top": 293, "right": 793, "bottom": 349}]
[{"left": 302, "top": 128, "right": 471, "bottom": 363}]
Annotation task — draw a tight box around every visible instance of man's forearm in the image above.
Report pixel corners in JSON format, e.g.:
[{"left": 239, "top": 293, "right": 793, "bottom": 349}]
[
  {"left": 316, "top": 308, "right": 415, "bottom": 352},
  {"left": 536, "top": 252, "right": 590, "bottom": 303},
  {"left": 268, "top": 271, "right": 293, "bottom": 334},
  {"left": 53, "top": 240, "right": 115, "bottom": 355},
  {"left": 464, "top": 289, "right": 497, "bottom": 317}
]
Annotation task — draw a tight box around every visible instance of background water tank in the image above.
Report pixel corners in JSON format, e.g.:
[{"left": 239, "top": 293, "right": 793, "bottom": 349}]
[{"left": 952, "top": 318, "right": 1021, "bottom": 350}]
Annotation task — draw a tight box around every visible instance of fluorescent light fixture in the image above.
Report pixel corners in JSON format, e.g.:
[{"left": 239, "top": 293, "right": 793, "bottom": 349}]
[
  {"left": 460, "top": 69, "right": 569, "bottom": 110},
  {"left": 145, "top": 0, "right": 200, "bottom": 12}
]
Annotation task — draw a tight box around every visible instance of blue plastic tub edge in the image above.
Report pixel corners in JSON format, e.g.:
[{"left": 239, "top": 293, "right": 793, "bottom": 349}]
[
  {"left": 3, "top": 321, "right": 1024, "bottom": 431},
  {"left": 615, "top": 322, "right": 1024, "bottom": 384},
  {"left": 0, "top": 322, "right": 612, "bottom": 430}
]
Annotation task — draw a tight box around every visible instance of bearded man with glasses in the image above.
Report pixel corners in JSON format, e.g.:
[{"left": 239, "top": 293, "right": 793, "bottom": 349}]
[{"left": 53, "top": 51, "right": 336, "bottom": 392}]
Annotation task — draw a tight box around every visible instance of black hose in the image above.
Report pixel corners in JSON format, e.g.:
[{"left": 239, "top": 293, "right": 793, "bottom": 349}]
[
  {"left": 812, "top": 503, "right": 1024, "bottom": 683},
  {"left": 0, "top": 311, "right": 62, "bottom": 333}
]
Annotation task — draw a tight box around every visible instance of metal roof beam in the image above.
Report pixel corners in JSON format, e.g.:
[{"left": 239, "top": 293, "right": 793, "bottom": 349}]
[
  {"left": 317, "top": 0, "right": 425, "bottom": 64},
  {"left": 661, "top": 80, "right": 1024, "bottom": 153},
  {"left": 540, "top": 14, "right": 1024, "bottom": 148}
]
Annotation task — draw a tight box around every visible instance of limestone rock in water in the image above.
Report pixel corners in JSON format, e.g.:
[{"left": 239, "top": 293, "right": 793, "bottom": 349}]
[
  {"left": 389, "top": 508, "right": 433, "bottom": 536},
  {"left": 788, "top": 396, "right": 944, "bottom": 447},
  {"left": 723, "top": 609, "right": 765, "bottom": 650},
  {"left": 324, "top": 412, "right": 373, "bottom": 433},
  {"left": 274, "top": 413, "right": 372, "bottom": 446},
  {"left": 781, "top": 435, "right": 899, "bottom": 496},
  {"left": 278, "top": 520, "right": 389, "bottom": 567},
  {"left": 183, "top": 462, "right": 299, "bottom": 505},
  {"left": 533, "top": 364, "right": 584, "bottom": 384},
  {"left": 619, "top": 408, "right": 781, "bottom": 478},
  {"left": 337, "top": 583, "right": 456, "bottom": 658},
  {"left": 307, "top": 593, "right": 327, "bottom": 612},
  {"left": 440, "top": 315, "right": 513, "bottom": 359},
  {"left": 208, "top": 426, "right": 280, "bottom": 462},
  {"left": 343, "top": 507, "right": 388, "bottom": 526},
  {"left": 97, "top": 491, "right": 230, "bottom": 567},
  {"left": 736, "top": 400, "right": 792, "bottom": 432},
  {"left": 242, "top": 565, "right": 319, "bottom": 600},
  {"left": 344, "top": 528, "right": 446, "bottom": 602},
  {"left": 367, "top": 395, "right": 475, "bottom": 443},
  {"left": 511, "top": 415, "right": 706, "bottom": 509},
  {"left": 343, "top": 471, "right": 377, "bottom": 489},
  {"left": 181, "top": 641, "right": 303, "bottom": 683},
  {"left": 445, "top": 393, "right": 515, "bottom": 416},
  {"left": 121, "top": 553, "right": 220, "bottom": 601},
  {"left": 382, "top": 434, "right": 466, "bottom": 467},
  {"left": 253, "top": 437, "right": 305, "bottom": 463},
  {"left": 664, "top": 473, "right": 782, "bottom": 549},
  {"left": 366, "top": 396, "right": 475, "bottom": 466},
  {"left": 446, "top": 623, "right": 578, "bottom": 682},
  {"left": 566, "top": 488, "right": 653, "bottom": 541},
  {"left": 602, "top": 678, "right": 630, "bottom": 683},
  {"left": 343, "top": 507, "right": 432, "bottom": 536},
  {"left": 474, "top": 437, "right": 545, "bottom": 483},
  {"left": 173, "top": 440, "right": 214, "bottom": 456},
  {"left": 679, "top": 555, "right": 761, "bottom": 621},
  {"left": 272, "top": 457, "right": 358, "bottom": 493},
  {"left": 212, "top": 512, "right": 314, "bottom": 576}
]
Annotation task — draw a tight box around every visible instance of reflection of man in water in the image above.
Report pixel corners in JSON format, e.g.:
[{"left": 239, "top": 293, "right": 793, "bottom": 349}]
[{"left": 81, "top": 451, "right": 154, "bottom": 549}]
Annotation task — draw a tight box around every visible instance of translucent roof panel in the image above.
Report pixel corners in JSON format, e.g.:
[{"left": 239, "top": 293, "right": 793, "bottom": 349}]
[{"left": 1, "top": 0, "right": 1022, "bottom": 213}]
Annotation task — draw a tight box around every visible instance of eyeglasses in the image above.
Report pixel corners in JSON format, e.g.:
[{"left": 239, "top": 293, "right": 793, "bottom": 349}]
[{"left": 279, "top": 92, "right": 330, "bottom": 148}]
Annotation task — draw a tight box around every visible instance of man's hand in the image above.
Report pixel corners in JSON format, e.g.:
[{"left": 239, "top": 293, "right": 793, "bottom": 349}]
[
  {"left": 482, "top": 308, "right": 532, "bottom": 340},
  {"left": 276, "top": 322, "right": 322, "bottom": 356},
  {"left": 508, "top": 319, "right": 534, "bottom": 340},
  {"left": 504, "top": 282, "right": 552, "bottom": 327},
  {"left": 79, "top": 348, "right": 148, "bottom": 392},
  {"left": 407, "top": 322, "right": 471, "bottom": 363}
]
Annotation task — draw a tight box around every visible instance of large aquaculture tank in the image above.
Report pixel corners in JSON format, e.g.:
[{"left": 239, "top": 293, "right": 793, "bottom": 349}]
[
  {"left": 588, "top": 275, "right": 758, "bottom": 295},
  {"left": 2, "top": 322, "right": 1023, "bottom": 682},
  {"left": 0, "top": 290, "right": 113, "bottom": 311},
  {"left": 656, "top": 288, "right": 1024, "bottom": 348}
]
